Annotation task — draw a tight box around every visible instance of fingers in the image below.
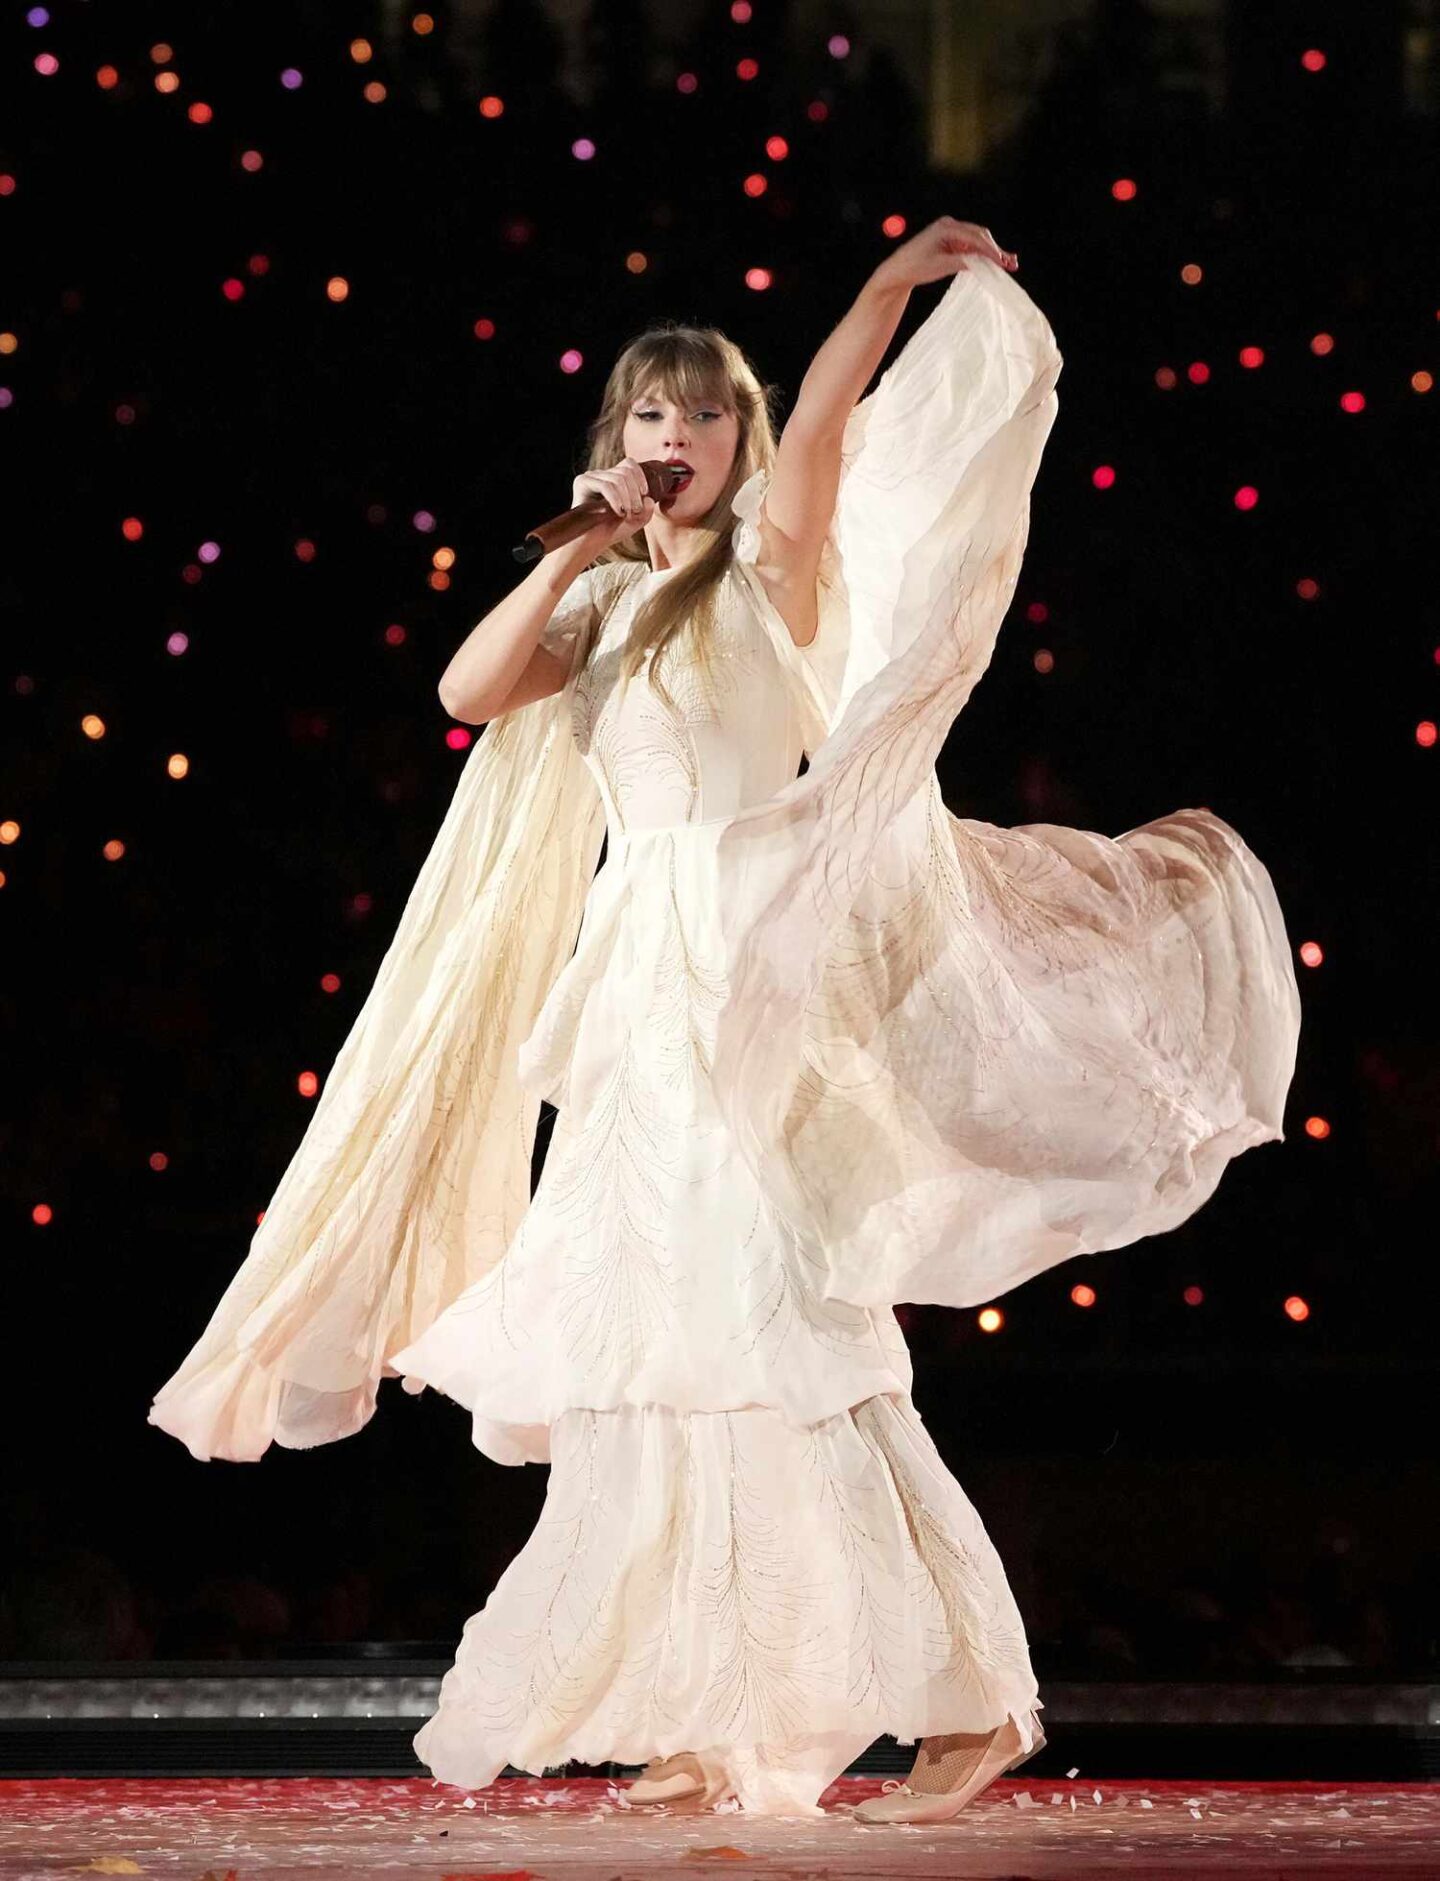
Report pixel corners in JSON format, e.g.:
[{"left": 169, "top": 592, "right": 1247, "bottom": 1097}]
[
  {"left": 601, "top": 459, "right": 650, "bottom": 515},
  {"left": 938, "top": 215, "right": 1017, "bottom": 269}
]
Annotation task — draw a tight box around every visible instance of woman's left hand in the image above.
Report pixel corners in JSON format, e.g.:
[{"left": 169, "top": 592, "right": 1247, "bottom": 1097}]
[{"left": 871, "top": 217, "right": 1019, "bottom": 291}]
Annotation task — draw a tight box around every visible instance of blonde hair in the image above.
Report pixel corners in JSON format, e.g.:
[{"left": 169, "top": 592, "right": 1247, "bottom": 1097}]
[{"left": 578, "top": 322, "right": 782, "bottom": 713}]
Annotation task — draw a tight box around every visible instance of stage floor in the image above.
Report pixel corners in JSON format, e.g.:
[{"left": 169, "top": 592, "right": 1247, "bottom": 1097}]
[{"left": 1, "top": 1774, "right": 1437, "bottom": 1877}]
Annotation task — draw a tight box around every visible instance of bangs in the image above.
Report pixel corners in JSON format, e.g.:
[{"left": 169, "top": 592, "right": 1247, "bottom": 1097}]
[{"left": 627, "top": 339, "right": 733, "bottom": 413}]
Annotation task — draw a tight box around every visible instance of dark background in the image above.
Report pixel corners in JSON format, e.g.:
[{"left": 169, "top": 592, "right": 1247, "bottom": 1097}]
[{"left": 2, "top": 1, "right": 1436, "bottom": 1679}]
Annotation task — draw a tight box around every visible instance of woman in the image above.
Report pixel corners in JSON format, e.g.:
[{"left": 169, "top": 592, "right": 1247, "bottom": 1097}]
[{"left": 149, "top": 220, "right": 1302, "bottom": 1822}]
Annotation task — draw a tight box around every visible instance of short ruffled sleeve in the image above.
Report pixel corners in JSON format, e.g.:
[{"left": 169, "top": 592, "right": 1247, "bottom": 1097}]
[
  {"left": 537, "top": 565, "right": 598, "bottom": 685},
  {"left": 729, "top": 469, "right": 850, "bottom": 745}
]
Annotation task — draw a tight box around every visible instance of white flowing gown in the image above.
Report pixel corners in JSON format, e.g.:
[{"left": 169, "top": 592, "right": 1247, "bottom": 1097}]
[{"left": 149, "top": 260, "right": 1301, "bottom": 1817}]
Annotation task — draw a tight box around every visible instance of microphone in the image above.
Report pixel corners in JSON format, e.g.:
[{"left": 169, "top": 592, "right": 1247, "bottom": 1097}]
[{"left": 511, "top": 460, "right": 689, "bottom": 564}]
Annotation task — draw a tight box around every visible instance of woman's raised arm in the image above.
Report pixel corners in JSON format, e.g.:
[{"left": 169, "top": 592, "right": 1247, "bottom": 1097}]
[{"left": 753, "top": 219, "right": 1020, "bottom": 626}]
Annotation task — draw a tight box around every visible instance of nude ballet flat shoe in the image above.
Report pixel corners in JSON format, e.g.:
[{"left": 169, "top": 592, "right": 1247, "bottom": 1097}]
[
  {"left": 625, "top": 1749, "right": 736, "bottom": 1810},
  {"left": 851, "top": 1718, "right": 1045, "bottom": 1824}
]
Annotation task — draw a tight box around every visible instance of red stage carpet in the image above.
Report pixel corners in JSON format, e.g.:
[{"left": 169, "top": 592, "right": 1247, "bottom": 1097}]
[{"left": 1, "top": 1774, "right": 1437, "bottom": 1877}]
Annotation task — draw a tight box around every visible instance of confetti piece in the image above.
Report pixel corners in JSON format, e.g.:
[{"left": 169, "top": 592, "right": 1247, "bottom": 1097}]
[
  {"left": 1140, "top": 1797, "right": 1154, "bottom": 1809},
  {"left": 1066, "top": 1765, "right": 1080, "bottom": 1777},
  {"left": 1092, "top": 1787, "right": 1104, "bottom": 1804}
]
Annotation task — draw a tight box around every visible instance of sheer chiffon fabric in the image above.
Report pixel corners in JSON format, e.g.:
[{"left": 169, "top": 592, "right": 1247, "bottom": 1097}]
[{"left": 709, "top": 268, "right": 1301, "bottom": 1312}]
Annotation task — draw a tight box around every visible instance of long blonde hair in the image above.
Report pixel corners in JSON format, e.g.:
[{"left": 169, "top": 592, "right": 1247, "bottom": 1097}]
[{"left": 579, "top": 323, "right": 782, "bottom": 712}]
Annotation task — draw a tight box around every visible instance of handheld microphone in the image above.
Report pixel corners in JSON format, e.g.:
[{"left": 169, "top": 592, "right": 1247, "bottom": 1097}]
[{"left": 511, "top": 460, "right": 689, "bottom": 564}]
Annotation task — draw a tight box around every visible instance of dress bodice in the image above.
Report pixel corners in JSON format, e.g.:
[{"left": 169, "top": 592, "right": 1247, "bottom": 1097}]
[{"left": 566, "top": 565, "right": 807, "bottom": 837}]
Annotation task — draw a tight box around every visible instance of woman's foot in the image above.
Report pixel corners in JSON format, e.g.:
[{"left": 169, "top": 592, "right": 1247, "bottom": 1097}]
[{"left": 851, "top": 1719, "right": 1042, "bottom": 1824}]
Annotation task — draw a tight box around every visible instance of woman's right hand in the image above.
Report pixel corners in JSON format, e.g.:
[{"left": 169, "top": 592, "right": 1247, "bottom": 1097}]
[{"left": 571, "top": 457, "right": 657, "bottom": 549}]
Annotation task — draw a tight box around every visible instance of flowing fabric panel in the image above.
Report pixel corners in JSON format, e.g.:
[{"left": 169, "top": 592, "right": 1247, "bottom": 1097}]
[
  {"left": 712, "top": 259, "right": 1302, "bottom": 1308},
  {"left": 148, "top": 668, "right": 606, "bottom": 1460}
]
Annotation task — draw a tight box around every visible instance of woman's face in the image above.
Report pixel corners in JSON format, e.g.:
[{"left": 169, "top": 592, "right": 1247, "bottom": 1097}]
[{"left": 621, "top": 386, "right": 741, "bottom": 521}]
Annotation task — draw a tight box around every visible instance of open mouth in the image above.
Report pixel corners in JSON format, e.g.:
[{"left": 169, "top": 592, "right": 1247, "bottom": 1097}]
[{"left": 662, "top": 462, "right": 694, "bottom": 492}]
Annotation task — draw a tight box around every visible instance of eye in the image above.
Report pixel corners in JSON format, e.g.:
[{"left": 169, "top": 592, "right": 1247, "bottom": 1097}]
[{"left": 633, "top": 409, "right": 722, "bottom": 421}]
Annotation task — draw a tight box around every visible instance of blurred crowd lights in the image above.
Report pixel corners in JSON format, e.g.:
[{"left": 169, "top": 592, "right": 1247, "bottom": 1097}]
[{"left": 962, "top": 1282, "right": 1316, "bottom": 1335}]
